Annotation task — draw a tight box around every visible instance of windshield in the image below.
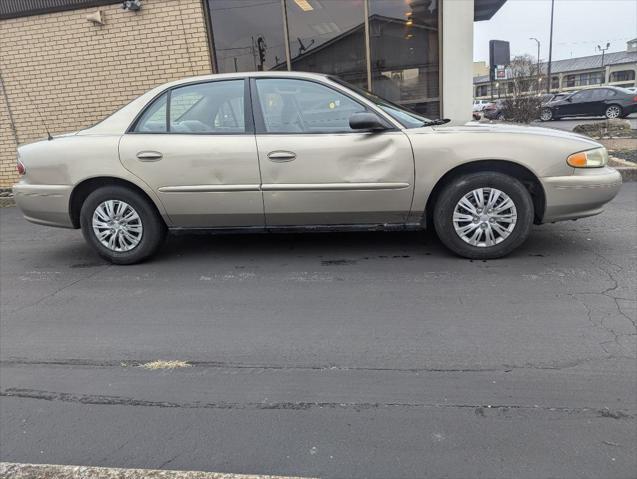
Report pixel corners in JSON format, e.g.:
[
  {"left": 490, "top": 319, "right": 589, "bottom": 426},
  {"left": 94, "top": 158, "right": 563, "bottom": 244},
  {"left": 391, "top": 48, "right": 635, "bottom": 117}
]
[{"left": 328, "top": 76, "right": 433, "bottom": 128}]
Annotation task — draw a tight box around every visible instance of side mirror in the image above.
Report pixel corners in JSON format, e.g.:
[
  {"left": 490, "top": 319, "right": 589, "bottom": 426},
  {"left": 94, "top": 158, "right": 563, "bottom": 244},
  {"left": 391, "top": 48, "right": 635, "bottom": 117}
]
[
  {"left": 349, "top": 112, "right": 386, "bottom": 131},
  {"left": 566, "top": 97, "right": 573, "bottom": 102}
]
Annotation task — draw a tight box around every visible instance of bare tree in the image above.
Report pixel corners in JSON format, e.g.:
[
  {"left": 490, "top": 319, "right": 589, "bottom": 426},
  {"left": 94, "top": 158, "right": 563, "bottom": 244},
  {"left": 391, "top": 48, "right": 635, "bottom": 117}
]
[{"left": 501, "top": 54, "right": 543, "bottom": 123}]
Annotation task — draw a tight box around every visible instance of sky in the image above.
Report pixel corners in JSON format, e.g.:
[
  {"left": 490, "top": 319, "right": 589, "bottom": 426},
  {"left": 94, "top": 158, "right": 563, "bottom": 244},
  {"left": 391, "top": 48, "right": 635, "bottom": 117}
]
[{"left": 474, "top": 0, "right": 637, "bottom": 64}]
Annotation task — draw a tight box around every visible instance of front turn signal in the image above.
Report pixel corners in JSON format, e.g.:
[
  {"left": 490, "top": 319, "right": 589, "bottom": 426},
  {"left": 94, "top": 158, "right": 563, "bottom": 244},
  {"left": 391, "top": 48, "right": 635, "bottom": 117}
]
[{"left": 567, "top": 148, "right": 608, "bottom": 168}]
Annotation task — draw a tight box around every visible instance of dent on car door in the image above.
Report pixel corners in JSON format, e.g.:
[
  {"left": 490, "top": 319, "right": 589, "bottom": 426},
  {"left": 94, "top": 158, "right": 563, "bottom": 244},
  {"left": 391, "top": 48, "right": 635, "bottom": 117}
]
[
  {"left": 119, "top": 79, "right": 264, "bottom": 227},
  {"left": 251, "top": 78, "right": 415, "bottom": 226}
]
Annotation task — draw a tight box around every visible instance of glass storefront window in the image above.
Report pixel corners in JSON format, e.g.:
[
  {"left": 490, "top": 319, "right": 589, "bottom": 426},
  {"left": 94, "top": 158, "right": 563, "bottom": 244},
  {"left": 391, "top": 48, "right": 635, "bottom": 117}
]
[
  {"left": 283, "top": 0, "right": 367, "bottom": 88},
  {"left": 206, "top": 0, "right": 441, "bottom": 117},
  {"left": 368, "top": 0, "right": 440, "bottom": 117},
  {"left": 208, "top": 0, "right": 287, "bottom": 73}
]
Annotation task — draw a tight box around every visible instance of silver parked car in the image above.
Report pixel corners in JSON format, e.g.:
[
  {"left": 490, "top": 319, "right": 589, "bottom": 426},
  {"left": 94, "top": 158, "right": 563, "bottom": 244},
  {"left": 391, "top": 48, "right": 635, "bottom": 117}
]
[{"left": 14, "top": 72, "right": 622, "bottom": 264}]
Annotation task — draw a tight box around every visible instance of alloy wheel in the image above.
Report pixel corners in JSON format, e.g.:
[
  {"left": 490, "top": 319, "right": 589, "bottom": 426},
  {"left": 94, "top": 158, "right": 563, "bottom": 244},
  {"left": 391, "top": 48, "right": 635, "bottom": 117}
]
[
  {"left": 605, "top": 105, "right": 621, "bottom": 119},
  {"left": 452, "top": 188, "right": 518, "bottom": 247},
  {"left": 540, "top": 109, "right": 552, "bottom": 121},
  {"left": 92, "top": 200, "right": 143, "bottom": 252}
]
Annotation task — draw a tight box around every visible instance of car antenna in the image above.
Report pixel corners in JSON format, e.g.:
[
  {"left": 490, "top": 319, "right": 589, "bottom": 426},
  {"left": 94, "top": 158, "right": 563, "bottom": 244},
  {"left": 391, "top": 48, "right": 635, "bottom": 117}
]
[{"left": 25, "top": 90, "right": 53, "bottom": 140}]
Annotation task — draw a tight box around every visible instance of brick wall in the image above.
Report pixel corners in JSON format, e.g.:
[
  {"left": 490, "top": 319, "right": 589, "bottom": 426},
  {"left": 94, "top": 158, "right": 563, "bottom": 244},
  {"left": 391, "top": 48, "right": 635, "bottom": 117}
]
[{"left": 0, "top": 0, "right": 212, "bottom": 186}]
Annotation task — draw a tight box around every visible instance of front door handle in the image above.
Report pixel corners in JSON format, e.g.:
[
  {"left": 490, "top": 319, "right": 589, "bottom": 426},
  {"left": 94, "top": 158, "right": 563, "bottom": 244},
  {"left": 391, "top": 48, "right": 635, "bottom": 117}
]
[
  {"left": 267, "top": 151, "right": 296, "bottom": 162},
  {"left": 136, "top": 151, "right": 163, "bottom": 161}
]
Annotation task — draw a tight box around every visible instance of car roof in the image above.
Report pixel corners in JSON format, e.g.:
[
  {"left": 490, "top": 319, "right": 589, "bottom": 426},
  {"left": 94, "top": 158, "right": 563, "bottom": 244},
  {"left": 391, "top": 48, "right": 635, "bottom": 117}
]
[{"left": 159, "top": 70, "right": 331, "bottom": 89}]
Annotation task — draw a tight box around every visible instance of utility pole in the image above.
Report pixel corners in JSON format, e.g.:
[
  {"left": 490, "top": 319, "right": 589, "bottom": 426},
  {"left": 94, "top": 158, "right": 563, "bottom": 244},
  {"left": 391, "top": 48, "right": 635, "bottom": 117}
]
[
  {"left": 530, "top": 37, "right": 541, "bottom": 90},
  {"left": 546, "top": 0, "right": 555, "bottom": 93},
  {"left": 597, "top": 42, "right": 610, "bottom": 84}
]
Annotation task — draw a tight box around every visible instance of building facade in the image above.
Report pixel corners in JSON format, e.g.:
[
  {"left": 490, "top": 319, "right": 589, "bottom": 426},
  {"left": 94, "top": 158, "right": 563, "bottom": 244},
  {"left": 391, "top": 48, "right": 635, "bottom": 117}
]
[
  {"left": 0, "top": 0, "right": 505, "bottom": 186},
  {"left": 474, "top": 38, "right": 637, "bottom": 100}
]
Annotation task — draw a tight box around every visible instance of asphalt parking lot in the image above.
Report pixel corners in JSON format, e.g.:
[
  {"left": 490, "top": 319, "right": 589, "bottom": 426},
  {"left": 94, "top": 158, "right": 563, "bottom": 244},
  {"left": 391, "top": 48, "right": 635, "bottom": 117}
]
[{"left": 1, "top": 184, "right": 636, "bottom": 479}]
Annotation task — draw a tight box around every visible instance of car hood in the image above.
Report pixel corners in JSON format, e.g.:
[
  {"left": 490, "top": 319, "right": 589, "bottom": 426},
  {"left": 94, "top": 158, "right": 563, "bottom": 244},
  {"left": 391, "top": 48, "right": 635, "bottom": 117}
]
[{"left": 426, "top": 122, "right": 601, "bottom": 147}]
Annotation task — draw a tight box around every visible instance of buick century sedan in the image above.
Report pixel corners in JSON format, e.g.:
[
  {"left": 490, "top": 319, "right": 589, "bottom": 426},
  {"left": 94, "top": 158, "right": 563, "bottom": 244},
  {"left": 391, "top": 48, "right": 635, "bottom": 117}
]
[{"left": 14, "top": 72, "right": 622, "bottom": 264}]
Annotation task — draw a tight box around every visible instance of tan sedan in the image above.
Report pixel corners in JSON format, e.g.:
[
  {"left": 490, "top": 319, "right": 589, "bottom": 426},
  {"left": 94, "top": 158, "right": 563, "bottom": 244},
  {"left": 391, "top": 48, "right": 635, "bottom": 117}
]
[{"left": 14, "top": 72, "right": 622, "bottom": 264}]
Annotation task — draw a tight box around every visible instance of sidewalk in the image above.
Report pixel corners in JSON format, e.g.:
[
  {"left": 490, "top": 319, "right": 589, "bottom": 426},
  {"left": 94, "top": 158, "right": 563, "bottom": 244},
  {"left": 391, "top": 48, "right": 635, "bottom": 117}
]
[{"left": 0, "top": 463, "right": 313, "bottom": 479}]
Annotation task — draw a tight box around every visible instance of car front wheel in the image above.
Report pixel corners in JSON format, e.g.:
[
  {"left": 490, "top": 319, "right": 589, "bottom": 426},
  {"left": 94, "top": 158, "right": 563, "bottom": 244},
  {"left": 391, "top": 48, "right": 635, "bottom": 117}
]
[
  {"left": 604, "top": 105, "right": 622, "bottom": 119},
  {"left": 433, "top": 172, "right": 534, "bottom": 259},
  {"left": 80, "top": 185, "right": 166, "bottom": 264}
]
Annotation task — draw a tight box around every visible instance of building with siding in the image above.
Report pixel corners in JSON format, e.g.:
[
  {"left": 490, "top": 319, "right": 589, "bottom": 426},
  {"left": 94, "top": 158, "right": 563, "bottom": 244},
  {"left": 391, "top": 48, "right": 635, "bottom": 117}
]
[{"left": 0, "top": 0, "right": 506, "bottom": 186}]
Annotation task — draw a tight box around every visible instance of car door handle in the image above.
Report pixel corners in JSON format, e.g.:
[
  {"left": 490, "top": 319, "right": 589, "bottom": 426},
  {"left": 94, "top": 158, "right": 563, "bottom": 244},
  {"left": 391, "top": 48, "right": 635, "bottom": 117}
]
[
  {"left": 267, "top": 151, "right": 296, "bottom": 162},
  {"left": 136, "top": 151, "right": 163, "bottom": 161}
]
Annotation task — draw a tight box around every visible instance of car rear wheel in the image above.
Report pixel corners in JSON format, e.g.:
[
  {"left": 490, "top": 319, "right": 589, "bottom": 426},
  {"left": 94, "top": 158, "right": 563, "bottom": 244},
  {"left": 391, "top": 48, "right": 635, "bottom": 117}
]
[
  {"left": 80, "top": 186, "right": 166, "bottom": 265},
  {"left": 605, "top": 105, "right": 622, "bottom": 119},
  {"left": 433, "top": 172, "right": 534, "bottom": 259},
  {"left": 540, "top": 108, "right": 553, "bottom": 121}
]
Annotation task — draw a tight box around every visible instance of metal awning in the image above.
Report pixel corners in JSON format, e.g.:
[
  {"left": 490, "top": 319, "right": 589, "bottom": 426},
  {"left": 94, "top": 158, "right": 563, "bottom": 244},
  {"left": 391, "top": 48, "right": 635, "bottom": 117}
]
[{"left": 474, "top": 0, "right": 507, "bottom": 21}]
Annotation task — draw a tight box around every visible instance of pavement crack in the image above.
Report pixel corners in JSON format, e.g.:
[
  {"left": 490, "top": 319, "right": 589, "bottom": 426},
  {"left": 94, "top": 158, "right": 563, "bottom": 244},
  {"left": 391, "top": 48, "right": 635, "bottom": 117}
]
[
  {"left": 2, "top": 388, "right": 634, "bottom": 419},
  {"left": 3, "top": 357, "right": 630, "bottom": 372}
]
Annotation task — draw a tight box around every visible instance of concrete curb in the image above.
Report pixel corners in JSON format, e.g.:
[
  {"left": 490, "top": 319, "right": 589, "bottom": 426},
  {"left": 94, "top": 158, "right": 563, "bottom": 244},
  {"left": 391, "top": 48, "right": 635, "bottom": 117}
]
[
  {"left": 0, "top": 188, "right": 15, "bottom": 208},
  {"left": 0, "top": 462, "right": 314, "bottom": 479}
]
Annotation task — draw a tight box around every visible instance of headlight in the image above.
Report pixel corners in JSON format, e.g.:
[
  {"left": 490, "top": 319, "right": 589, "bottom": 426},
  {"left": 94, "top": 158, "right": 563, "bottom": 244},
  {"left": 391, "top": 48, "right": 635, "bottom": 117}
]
[{"left": 567, "top": 147, "right": 608, "bottom": 168}]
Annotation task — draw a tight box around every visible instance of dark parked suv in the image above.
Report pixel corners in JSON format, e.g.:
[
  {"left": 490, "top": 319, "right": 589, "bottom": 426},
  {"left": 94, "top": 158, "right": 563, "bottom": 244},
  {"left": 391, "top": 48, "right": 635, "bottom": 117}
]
[{"left": 540, "top": 87, "right": 637, "bottom": 121}]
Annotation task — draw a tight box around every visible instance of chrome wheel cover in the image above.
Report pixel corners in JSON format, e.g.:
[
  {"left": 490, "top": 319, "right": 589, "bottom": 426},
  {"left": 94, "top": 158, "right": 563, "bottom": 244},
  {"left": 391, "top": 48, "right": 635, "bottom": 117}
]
[
  {"left": 92, "top": 200, "right": 143, "bottom": 252},
  {"left": 453, "top": 188, "right": 517, "bottom": 248},
  {"left": 606, "top": 106, "right": 620, "bottom": 119}
]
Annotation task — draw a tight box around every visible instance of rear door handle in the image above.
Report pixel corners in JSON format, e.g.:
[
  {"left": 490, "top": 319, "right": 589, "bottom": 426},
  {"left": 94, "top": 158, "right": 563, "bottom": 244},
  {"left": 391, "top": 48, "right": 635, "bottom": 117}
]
[
  {"left": 136, "top": 151, "right": 163, "bottom": 161},
  {"left": 267, "top": 151, "right": 296, "bottom": 162}
]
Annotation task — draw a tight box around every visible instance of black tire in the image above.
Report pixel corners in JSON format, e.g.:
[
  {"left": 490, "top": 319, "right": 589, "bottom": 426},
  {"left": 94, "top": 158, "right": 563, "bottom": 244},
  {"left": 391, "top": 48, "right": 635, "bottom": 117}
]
[
  {"left": 540, "top": 108, "right": 553, "bottom": 121},
  {"left": 604, "top": 104, "right": 622, "bottom": 120},
  {"left": 80, "top": 185, "right": 166, "bottom": 265},
  {"left": 433, "top": 172, "right": 534, "bottom": 260}
]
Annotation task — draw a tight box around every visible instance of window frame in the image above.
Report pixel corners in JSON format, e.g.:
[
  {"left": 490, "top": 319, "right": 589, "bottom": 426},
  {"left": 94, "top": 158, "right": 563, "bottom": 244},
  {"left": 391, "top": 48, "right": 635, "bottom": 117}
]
[
  {"left": 249, "top": 76, "right": 396, "bottom": 135},
  {"left": 127, "top": 78, "right": 254, "bottom": 135}
]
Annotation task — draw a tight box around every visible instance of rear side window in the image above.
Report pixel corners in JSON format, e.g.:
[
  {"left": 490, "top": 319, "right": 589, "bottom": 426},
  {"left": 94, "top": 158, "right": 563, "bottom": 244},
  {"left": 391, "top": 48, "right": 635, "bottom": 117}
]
[
  {"left": 134, "top": 80, "right": 245, "bottom": 134},
  {"left": 255, "top": 78, "right": 366, "bottom": 134},
  {"left": 135, "top": 93, "right": 168, "bottom": 132}
]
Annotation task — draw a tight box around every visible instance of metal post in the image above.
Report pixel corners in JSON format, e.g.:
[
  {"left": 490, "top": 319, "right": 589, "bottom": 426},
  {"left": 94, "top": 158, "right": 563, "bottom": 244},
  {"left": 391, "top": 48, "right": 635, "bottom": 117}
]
[
  {"left": 281, "top": 0, "right": 292, "bottom": 71},
  {"left": 530, "top": 37, "right": 541, "bottom": 90},
  {"left": 597, "top": 43, "right": 610, "bottom": 84},
  {"left": 363, "top": 0, "right": 372, "bottom": 91},
  {"left": 547, "top": 0, "right": 554, "bottom": 92}
]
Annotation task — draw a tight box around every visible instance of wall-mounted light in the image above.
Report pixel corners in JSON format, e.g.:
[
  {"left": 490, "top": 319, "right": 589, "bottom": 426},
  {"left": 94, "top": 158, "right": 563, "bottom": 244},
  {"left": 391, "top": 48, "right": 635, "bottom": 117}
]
[
  {"left": 86, "top": 10, "right": 105, "bottom": 25},
  {"left": 122, "top": 0, "right": 142, "bottom": 12}
]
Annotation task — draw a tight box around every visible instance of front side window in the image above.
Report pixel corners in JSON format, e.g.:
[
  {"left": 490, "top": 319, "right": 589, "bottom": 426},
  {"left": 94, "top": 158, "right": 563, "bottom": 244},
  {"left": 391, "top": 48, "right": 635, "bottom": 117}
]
[
  {"left": 255, "top": 79, "right": 366, "bottom": 133},
  {"left": 134, "top": 81, "right": 245, "bottom": 134},
  {"left": 330, "top": 76, "right": 430, "bottom": 128},
  {"left": 572, "top": 90, "right": 593, "bottom": 102}
]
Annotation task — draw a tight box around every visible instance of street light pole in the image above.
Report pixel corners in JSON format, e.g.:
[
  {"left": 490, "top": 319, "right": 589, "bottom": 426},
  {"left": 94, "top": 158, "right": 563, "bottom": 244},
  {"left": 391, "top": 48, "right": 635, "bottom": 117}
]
[
  {"left": 530, "top": 37, "right": 541, "bottom": 89},
  {"left": 597, "top": 42, "right": 610, "bottom": 84},
  {"left": 546, "top": 0, "right": 555, "bottom": 93}
]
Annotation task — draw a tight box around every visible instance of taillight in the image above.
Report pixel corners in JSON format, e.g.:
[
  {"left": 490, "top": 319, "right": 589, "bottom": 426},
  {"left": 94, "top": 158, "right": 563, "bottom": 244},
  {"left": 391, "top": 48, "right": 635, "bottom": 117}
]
[
  {"left": 16, "top": 159, "right": 26, "bottom": 176},
  {"left": 633, "top": 96, "right": 637, "bottom": 102}
]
